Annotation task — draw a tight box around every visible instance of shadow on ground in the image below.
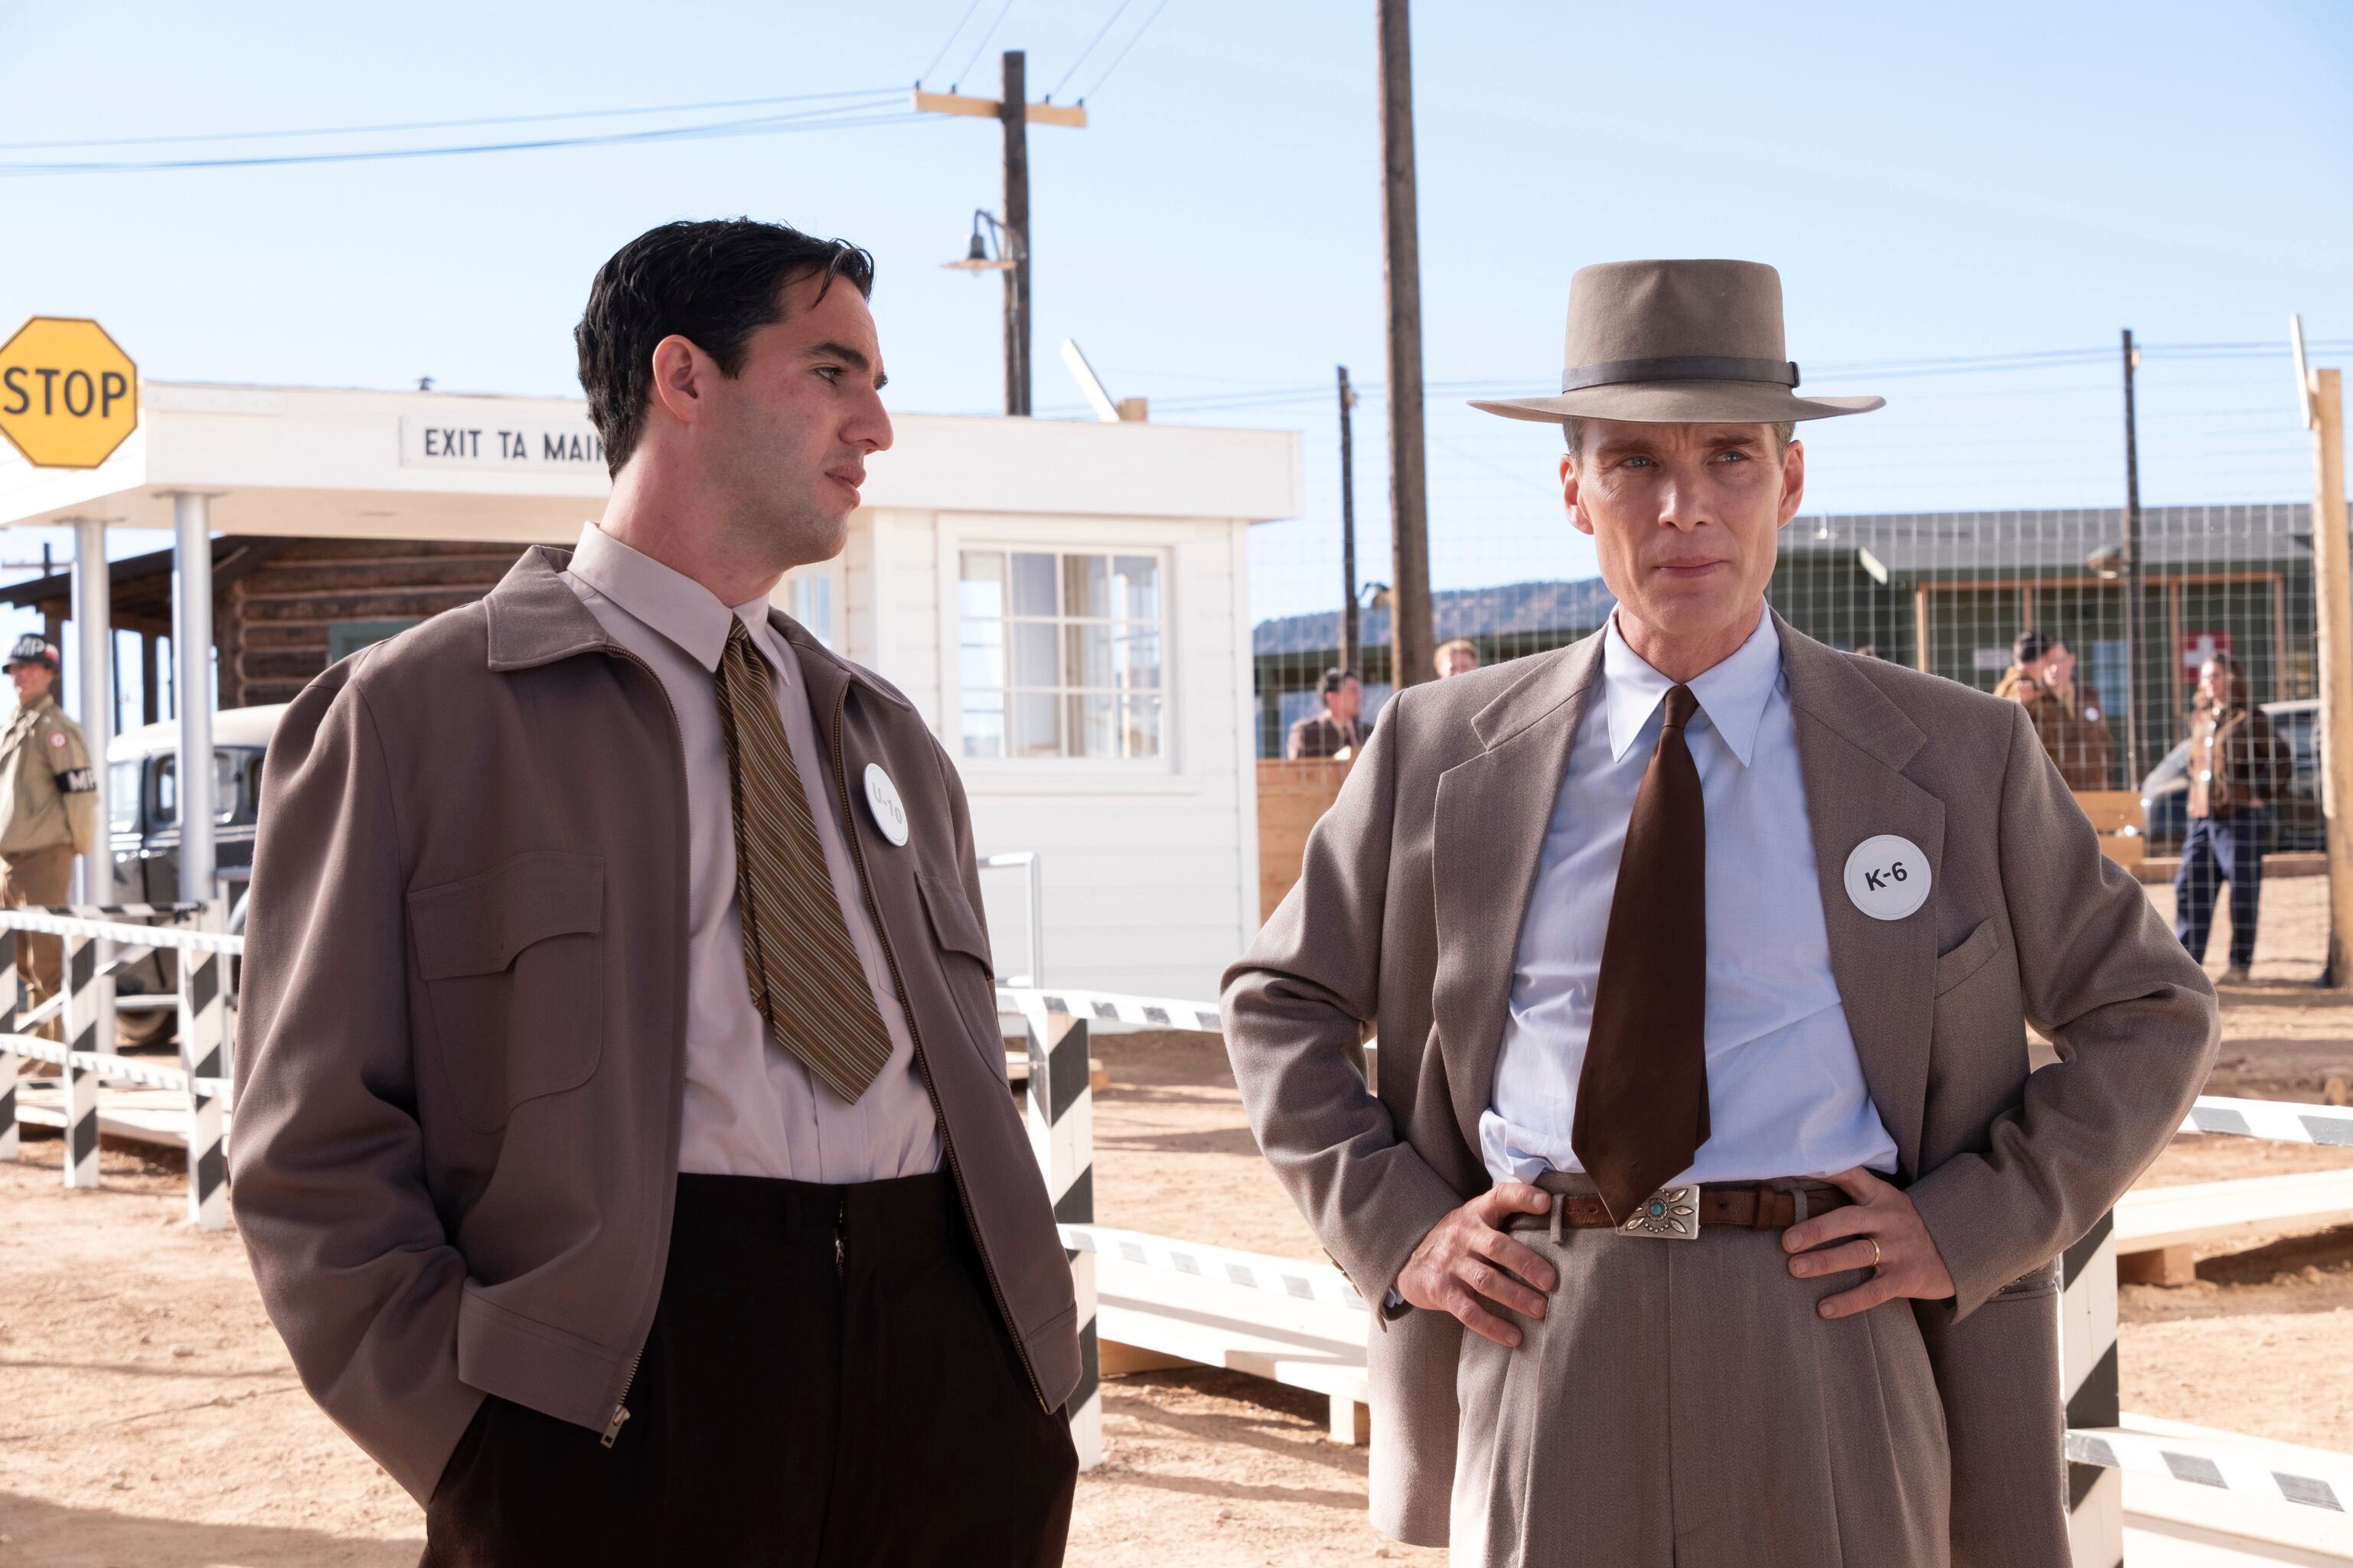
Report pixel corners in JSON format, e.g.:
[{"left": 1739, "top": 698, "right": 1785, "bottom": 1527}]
[{"left": 0, "top": 1491, "right": 419, "bottom": 1566}]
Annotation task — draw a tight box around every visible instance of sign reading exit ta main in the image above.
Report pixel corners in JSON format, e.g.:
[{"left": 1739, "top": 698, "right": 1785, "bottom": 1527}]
[{"left": 398, "top": 414, "right": 605, "bottom": 473}]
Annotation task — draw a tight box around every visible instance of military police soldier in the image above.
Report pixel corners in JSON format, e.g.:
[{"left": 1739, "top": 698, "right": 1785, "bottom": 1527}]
[{"left": 0, "top": 634, "right": 98, "bottom": 1040}]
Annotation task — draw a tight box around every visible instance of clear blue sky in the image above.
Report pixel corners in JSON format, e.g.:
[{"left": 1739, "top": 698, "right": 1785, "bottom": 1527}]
[{"left": 3, "top": 0, "right": 2349, "bottom": 652}]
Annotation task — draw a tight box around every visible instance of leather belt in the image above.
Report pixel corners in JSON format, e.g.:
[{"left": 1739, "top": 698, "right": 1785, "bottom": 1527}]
[{"left": 1503, "top": 1179, "right": 1853, "bottom": 1242}]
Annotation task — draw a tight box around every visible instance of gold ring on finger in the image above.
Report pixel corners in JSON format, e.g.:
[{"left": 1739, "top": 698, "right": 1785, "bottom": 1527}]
[{"left": 1868, "top": 1238, "right": 1882, "bottom": 1269}]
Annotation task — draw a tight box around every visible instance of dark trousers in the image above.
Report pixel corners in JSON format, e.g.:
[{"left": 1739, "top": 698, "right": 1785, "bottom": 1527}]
[
  {"left": 421, "top": 1171, "right": 1076, "bottom": 1568},
  {"left": 2175, "top": 811, "right": 2266, "bottom": 969}
]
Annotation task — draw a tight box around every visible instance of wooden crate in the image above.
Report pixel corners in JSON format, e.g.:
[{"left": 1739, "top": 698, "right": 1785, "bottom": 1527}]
[{"left": 1258, "top": 758, "right": 1353, "bottom": 921}]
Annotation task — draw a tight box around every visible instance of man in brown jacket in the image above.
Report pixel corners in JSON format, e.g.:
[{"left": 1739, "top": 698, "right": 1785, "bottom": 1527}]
[
  {"left": 2011, "top": 629, "right": 2116, "bottom": 790},
  {"left": 1223, "top": 262, "right": 2217, "bottom": 1565},
  {"left": 233, "top": 220, "right": 1079, "bottom": 1565}
]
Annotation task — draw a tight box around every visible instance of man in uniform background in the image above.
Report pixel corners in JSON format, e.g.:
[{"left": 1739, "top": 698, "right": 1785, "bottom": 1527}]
[{"left": 0, "top": 635, "right": 98, "bottom": 1042}]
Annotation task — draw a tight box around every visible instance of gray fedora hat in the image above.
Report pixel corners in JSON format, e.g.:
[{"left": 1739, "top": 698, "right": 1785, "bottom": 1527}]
[{"left": 1470, "top": 259, "right": 1884, "bottom": 425}]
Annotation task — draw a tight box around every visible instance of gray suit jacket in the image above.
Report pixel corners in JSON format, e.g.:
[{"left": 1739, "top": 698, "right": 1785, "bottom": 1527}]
[{"left": 1222, "top": 614, "right": 2217, "bottom": 1560}]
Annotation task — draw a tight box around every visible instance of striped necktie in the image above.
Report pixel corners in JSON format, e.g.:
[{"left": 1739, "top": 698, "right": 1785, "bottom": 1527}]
[{"left": 712, "top": 619, "right": 895, "bottom": 1104}]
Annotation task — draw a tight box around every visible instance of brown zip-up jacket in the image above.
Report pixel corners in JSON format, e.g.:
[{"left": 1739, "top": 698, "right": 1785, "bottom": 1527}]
[{"left": 231, "top": 547, "right": 1080, "bottom": 1502}]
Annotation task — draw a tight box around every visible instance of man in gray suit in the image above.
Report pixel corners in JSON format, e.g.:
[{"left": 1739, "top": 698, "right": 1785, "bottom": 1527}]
[{"left": 1222, "top": 260, "right": 2217, "bottom": 1566}]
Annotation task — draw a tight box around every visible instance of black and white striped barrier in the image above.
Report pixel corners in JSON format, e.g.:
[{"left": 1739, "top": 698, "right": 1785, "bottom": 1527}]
[
  {"left": 997, "top": 986, "right": 1220, "bottom": 1035},
  {"left": 176, "top": 923, "right": 230, "bottom": 1230},
  {"left": 2061, "top": 1211, "right": 2123, "bottom": 1561},
  {"left": 1005, "top": 990, "right": 1101, "bottom": 1469},
  {"left": 1059, "top": 1224, "right": 1366, "bottom": 1312},
  {"left": 0, "top": 927, "right": 16, "bottom": 1165},
  {"left": 61, "top": 925, "right": 108, "bottom": 1189},
  {"left": 1, "top": 903, "right": 228, "bottom": 1224},
  {"left": 2182, "top": 1094, "right": 2353, "bottom": 1146},
  {"left": 2067, "top": 1425, "right": 2351, "bottom": 1513}
]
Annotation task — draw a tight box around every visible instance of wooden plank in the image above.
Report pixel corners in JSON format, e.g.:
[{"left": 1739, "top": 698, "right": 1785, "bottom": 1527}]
[
  {"left": 1257, "top": 758, "right": 1352, "bottom": 921},
  {"left": 2097, "top": 834, "right": 2146, "bottom": 869},
  {"left": 1098, "top": 1341, "right": 1193, "bottom": 1376},
  {"left": 2116, "top": 1244, "right": 2196, "bottom": 1286},
  {"left": 2075, "top": 791, "right": 2143, "bottom": 833},
  {"left": 2115, "top": 1169, "right": 2353, "bottom": 1254},
  {"left": 910, "top": 90, "right": 1086, "bottom": 127}
]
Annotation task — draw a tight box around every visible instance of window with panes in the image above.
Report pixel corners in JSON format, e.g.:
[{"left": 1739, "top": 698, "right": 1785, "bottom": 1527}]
[{"left": 958, "top": 549, "right": 1165, "bottom": 761}]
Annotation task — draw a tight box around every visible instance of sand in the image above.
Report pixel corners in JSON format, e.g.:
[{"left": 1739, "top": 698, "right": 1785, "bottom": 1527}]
[{"left": 2, "top": 875, "right": 2348, "bottom": 1563}]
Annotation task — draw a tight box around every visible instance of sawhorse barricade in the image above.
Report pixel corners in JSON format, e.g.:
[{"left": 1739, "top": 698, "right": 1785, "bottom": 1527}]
[
  {"left": 995, "top": 983, "right": 2353, "bottom": 1555},
  {"left": 0, "top": 903, "right": 237, "bottom": 1228}
]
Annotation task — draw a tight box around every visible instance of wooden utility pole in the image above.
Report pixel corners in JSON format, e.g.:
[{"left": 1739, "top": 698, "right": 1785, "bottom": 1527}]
[
  {"left": 999, "top": 51, "right": 1033, "bottom": 415},
  {"left": 1338, "top": 365, "right": 1360, "bottom": 679},
  {"left": 912, "top": 58, "right": 1085, "bottom": 416},
  {"left": 2122, "top": 329, "right": 2154, "bottom": 782},
  {"left": 2296, "top": 318, "right": 2353, "bottom": 984},
  {"left": 1376, "top": 0, "right": 1433, "bottom": 693}
]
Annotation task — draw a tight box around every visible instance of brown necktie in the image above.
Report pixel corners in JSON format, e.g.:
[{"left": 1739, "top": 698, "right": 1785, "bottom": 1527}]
[
  {"left": 713, "top": 621, "right": 895, "bottom": 1103},
  {"left": 1571, "top": 683, "right": 1711, "bottom": 1221}
]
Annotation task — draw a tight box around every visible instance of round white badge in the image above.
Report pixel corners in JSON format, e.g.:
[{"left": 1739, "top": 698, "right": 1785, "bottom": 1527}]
[
  {"left": 863, "top": 763, "right": 909, "bottom": 847},
  {"left": 1842, "top": 834, "right": 1931, "bottom": 922}
]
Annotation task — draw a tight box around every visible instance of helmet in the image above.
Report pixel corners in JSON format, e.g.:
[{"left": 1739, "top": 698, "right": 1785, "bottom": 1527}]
[{"left": 4, "top": 635, "right": 58, "bottom": 672}]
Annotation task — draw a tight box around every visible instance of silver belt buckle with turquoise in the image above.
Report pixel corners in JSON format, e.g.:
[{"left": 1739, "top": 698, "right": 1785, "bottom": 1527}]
[{"left": 1617, "top": 1184, "right": 1701, "bottom": 1240}]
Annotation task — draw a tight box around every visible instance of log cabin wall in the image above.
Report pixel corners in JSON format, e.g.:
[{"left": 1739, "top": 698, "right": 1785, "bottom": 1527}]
[{"left": 223, "top": 538, "right": 530, "bottom": 708}]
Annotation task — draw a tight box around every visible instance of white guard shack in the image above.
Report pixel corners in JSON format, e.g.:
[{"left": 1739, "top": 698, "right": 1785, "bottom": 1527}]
[{"left": 0, "top": 383, "right": 1301, "bottom": 1001}]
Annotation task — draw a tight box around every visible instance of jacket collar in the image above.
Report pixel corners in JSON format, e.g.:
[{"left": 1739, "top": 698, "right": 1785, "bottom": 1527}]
[{"left": 482, "top": 544, "right": 910, "bottom": 713}]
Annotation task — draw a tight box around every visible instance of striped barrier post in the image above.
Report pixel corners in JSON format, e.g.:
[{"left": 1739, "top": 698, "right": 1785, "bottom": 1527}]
[
  {"left": 176, "top": 903, "right": 229, "bottom": 1230},
  {"left": 2061, "top": 1210, "right": 2123, "bottom": 1567},
  {"left": 60, "top": 927, "right": 109, "bottom": 1189},
  {"left": 0, "top": 926, "right": 16, "bottom": 1162},
  {"left": 1023, "top": 1000, "right": 1101, "bottom": 1469}
]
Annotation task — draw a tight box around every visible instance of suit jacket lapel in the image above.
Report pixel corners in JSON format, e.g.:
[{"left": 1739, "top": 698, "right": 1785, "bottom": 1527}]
[
  {"left": 1777, "top": 614, "right": 1940, "bottom": 1178},
  {"left": 1431, "top": 633, "right": 1604, "bottom": 1156}
]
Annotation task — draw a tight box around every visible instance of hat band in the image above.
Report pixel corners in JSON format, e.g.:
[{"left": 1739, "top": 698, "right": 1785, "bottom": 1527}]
[{"left": 1560, "top": 354, "right": 1801, "bottom": 393}]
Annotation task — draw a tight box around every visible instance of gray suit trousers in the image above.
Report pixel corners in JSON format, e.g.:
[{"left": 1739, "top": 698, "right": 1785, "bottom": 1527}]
[{"left": 1450, "top": 1221, "right": 1950, "bottom": 1567}]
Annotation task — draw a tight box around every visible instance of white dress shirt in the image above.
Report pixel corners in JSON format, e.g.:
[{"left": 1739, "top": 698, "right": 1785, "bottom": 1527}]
[
  {"left": 563, "top": 523, "right": 942, "bottom": 1182},
  {"left": 1477, "top": 608, "right": 1898, "bottom": 1188}
]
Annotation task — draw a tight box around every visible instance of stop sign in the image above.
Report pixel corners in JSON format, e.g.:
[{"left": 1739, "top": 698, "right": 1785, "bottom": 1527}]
[{"left": 0, "top": 317, "right": 139, "bottom": 470}]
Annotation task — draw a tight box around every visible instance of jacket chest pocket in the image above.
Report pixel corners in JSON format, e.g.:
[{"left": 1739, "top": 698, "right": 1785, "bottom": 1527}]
[
  {"left": 915, "top": 870, "right": 1006, "bottom": 1078},
  {"left": 409, "top": 852, "right": 606, "bottom": 1133}
]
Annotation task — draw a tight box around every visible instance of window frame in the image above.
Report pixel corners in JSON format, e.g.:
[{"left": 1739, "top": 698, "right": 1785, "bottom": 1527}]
[{"left": 940, "top": 525, "right": 1179, "bottom": 777}]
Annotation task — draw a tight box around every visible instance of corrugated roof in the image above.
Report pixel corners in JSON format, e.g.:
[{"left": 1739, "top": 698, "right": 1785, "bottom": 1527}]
[
  {"left": 1781, "top": 501, "right": 2317, "bottom": 573},
  {"left": 1255, "top": 577, "right": 1617, "bottom": 657}
]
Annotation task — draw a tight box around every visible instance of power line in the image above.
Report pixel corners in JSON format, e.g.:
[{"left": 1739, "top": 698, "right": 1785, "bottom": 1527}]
[
  {"left": 0, "top": 105, "right": 932, "bottom": 177},
  {"left": 1082, "top": 0, "right": 1173, "bottom": 99},
  {"left": 948, "top": 0, "right": 1018, "bottom": 91},
  {"left": 916, "top": 0, "right": 988, "bottom": 87},
  {"left": 0, "top": 86, "right": 901, "bottom": 154},
  {"left": 1049, "top": 0, "right": 1139, "bottom": 99}
]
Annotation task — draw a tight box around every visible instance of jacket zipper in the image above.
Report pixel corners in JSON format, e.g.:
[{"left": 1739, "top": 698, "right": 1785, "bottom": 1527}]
[
  {"left": 592, "top": 644, "right": 693, "bottom": 1452},
  {"left": 828, "top": 691, "right": 1051, "bottom": 1413}
]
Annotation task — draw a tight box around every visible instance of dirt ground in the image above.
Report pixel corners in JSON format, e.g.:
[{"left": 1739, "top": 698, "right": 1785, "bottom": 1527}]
[{"left": 2, "top": 876, "right": 2349, "bottom": 1565}]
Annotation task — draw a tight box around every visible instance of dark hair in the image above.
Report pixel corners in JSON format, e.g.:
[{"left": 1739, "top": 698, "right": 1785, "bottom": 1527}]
[
  {"left": 2012, "top": 629, "right": 2064, "bottom": 666},
  {"left": 1320, "top": 667, "right": 1359, "bottom": 695},
  {"left": 576, "top": 218, "right": 876, "bottom": 475}
]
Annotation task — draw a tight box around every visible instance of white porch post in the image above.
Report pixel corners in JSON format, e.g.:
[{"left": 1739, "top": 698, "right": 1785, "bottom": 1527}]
[
  {"left": 171, "top": 494, "right": 215, "bottom": 903},
  {"left": 70, "top": 516, "right": 113, "bottom": 905}
]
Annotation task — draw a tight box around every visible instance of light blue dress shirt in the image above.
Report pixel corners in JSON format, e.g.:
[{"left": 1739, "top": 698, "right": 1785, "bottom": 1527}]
[{"left": 1477, "top": 608, "right": 1899, "bottom": 1188}]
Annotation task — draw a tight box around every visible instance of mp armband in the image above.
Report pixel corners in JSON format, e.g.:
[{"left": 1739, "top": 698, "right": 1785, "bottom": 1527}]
[{"left": 59, "top": 767, "right": 96, "bottom": 794}]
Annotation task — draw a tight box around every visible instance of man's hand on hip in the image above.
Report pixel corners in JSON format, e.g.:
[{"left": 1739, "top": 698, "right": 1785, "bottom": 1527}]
[
  {"left": 1396, "top": 1183, "right": 1557, "bottom": 1347},
  {"left": 1782, "top": 1167, "right": 1956, "bottom": 1319}
]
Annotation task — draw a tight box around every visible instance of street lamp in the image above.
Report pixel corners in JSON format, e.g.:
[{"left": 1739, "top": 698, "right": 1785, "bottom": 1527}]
[
  {"left": 942, "top": 209, "right": 1018, "bottom": 272},
  {"left": 942, "top": 209, "right": 1028, "bottom": 414}
]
